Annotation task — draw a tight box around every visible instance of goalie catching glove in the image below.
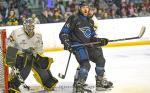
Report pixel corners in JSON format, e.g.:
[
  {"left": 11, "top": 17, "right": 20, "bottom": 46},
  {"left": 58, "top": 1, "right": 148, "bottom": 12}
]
[{"left": 91, "top": 37, "right": 109, "bottom": 46}]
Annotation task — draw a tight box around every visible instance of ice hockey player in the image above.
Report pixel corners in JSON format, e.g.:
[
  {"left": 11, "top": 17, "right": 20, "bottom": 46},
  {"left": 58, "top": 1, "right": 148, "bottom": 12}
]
[
  {"left": 7, "top": 18, "right": 58, "bottom": 93},
  {"left": 59, "top": 1, "right": 113, "bottom": 93}
]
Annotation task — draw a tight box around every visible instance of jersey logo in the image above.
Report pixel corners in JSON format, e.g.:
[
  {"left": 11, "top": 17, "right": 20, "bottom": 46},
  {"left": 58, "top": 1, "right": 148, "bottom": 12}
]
[
  {"left": 65, "top": 23, "right": 70, "bottom": 28},
  {"left": 79, "top": 27, "right": 92, "bottom": 38},
  {"left": 20, "top": 40, "right": 27, "bottom": 47}
]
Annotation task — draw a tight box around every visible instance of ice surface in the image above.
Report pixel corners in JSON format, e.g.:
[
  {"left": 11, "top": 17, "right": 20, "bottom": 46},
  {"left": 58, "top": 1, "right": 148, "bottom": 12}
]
[{"left": 22, "top": 45, "right": 150, "bottom": 93}]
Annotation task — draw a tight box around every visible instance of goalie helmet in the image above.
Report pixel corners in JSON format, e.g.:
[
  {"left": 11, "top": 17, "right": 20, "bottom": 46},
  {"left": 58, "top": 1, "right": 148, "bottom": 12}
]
[{"left": 23, "top": 18, "right": 35, "bottom": 38}]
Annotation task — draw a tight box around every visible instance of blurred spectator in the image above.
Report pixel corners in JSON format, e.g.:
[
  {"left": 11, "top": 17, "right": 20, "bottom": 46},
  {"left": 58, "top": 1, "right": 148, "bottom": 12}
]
[
  {"left": 52, "top": 8, "right": 64, "bottom": 23},
  {"left": 18, "top": 0, "right": 28, "bottom": 16},
  {"left": 0, "top": 0, "right": 149, "bottom": 26},
  {"left": 18, "top": 15, "right": 26, "bottom": 25},
  {"left": 55, "top": 0, "right": 65, "bottom": 14},
  {"left": 41, "top": 0, "right": 47, "bottom": 9},
  {"left": 68, "top": 0, "right": 76, "bottom": 13},
  {"left": 102, "top": 9, "right": 110, "bottom": 19},
  {"left": 64, "top": 12, "right": 72, "bottom": 21},
  {"left": 38, "top": 9, "right": 53, "bottom": 23},
  {"left": 121, "top": 7, "right": 128, "bottom": 18},
  {"left": 109, "top": 3, "right": 118, "bottom": 18},
  {"left": 8, "top": 0, "right": 19, "bottom": 18},
  {"left": 5, "top": 9, "right": 18, "bottom": 26},
  {"left": 139, "top": 4, "right": 150, "bottom": 16},
  {"left": 0, "top": 2, "right": 7, "bottom": 18},
  {"left": 21, "top": 6, "right": 32, "bottom": 17},
  {"left": 94, "top": 0, "right": 108, "bottom": 10},
  {"left": 120, "top": 1, "right": 128, "bottom": 18},
  {"left": 143, "top": 0, "right": 150, "bottom": 13},
  {"left": 31, "top": 13, "right": 40, "bottom": 24},
  {"left": 127, "top": 2, "right": 138, "bottom": 17},
  {"left": 0, "top": 14, "right": 5, "bottom": 26},
  {"left": 48, "top": 8, "right": 53, "bottom": 16},
  {"left": 95, "top": 9, "right": 103, "bottom": 19}
]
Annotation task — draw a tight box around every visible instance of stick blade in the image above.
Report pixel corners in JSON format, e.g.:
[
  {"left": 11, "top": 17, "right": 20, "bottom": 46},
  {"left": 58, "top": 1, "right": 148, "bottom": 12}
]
[
  {"left": 138, "top": 26, "right": 146, "bottom": 38},
  {"left": 58, "top": 73, "right": 65, "bottom": 79}
]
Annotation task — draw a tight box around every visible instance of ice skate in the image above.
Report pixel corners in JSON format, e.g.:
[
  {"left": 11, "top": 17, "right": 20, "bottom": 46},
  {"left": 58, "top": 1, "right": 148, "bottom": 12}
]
[
  {"left": 73, "top": 78, "right": 92, "bottom": 93},
  {"left": 95, "top": 76, "right": 113, "bottom": 91},
  {"left": 9, "top": 81, "right": 21, "bottom": 93}
]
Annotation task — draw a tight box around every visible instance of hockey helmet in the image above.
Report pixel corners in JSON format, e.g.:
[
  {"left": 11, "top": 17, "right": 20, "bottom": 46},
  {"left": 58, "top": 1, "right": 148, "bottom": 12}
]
[
  {"left": 78, "top": 1, "right": 90, "bottom": 16},
  {"left": 79, "top": 1, "right": 89, "bottom": 8},
  {"left": 23, "top": 18, "right": 35, "bottom": 37}
]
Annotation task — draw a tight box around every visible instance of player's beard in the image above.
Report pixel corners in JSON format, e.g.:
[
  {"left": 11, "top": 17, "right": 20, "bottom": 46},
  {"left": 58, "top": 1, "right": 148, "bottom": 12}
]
[{"left": 82, "top": 9, "right": 89, "bottom": 16}]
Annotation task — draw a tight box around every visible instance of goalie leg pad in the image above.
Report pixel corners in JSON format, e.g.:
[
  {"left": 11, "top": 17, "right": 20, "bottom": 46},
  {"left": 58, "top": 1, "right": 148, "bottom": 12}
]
[
  {"left": 15, "top": 53, "right": 34, "bottom": 80},
  {"left": 9, "top": 53, "right": 34, "bottom": 90},
  {"left": 35, "top": 54, "right": 53, "bottom": 69},
  {"left": 15, "top": 54, "right": 27, "bottom": 70},
  {"left": 32, "top": 62, "right": 58, "bottom": 91},
  {"left": 9, "top": 77, "right": 21, "bottom": 93}
]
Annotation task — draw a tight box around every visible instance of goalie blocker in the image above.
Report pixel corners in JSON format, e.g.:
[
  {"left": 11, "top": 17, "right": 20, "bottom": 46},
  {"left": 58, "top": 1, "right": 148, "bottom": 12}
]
[
  {"left": 6, "top": 47, "right": 18, "bottom": 66},
  {"left": 6, "top": 47, "right": 58, "bottom": 92}
]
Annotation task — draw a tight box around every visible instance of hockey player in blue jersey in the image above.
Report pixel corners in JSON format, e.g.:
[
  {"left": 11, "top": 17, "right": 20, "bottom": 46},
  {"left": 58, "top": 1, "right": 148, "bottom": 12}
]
[{"left": 59, "top": 1, "right": 113, "bottom": 93}]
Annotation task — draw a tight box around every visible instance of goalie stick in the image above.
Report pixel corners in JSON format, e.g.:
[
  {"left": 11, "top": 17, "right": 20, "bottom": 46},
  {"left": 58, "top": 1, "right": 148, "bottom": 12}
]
[{"left": 58, "top": 26, "right": 146, "bottom": 79}]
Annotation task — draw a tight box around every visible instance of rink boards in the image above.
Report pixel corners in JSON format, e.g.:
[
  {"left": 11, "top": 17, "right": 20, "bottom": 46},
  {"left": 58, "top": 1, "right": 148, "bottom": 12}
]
[{"left": 0, "top": 16, "right": 150, "bottom": 52}]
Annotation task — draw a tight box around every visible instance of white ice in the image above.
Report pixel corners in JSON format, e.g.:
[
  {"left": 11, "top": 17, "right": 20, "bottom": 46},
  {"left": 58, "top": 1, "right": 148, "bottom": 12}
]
[{"left": 22, "top": 45, "right": 150, "bottom": 93}]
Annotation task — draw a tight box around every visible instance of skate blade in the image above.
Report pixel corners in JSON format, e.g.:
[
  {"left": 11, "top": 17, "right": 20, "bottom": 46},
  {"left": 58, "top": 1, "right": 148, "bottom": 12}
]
[
  {"left": 96, "top": 87, "right": 113, "bottom": 91},
  {"left": 72, "top": 88, "right": 92, "bottom": 93}
]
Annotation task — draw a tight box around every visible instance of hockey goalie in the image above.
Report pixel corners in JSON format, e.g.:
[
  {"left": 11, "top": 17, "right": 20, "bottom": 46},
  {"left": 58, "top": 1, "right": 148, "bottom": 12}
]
[{"left": 6, "top": 18, "right": 58, "bottom": 93}]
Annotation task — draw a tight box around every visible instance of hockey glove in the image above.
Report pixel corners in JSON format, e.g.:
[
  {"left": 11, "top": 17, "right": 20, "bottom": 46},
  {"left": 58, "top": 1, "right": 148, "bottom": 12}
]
[
  {"left": 91, "top": 37, "right": 109, "bottom": 46},
  {"left": 60, "top": 33, "right": 73, "bottom": 52},
  {"left": 64, "top": 41, "right": 72, "bottom": 52}
]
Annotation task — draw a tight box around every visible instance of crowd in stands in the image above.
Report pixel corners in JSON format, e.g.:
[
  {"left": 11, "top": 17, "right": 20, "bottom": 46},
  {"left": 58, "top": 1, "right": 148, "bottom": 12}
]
[{"left": 0, "top": 0, "right": 150, "bottom": 26}]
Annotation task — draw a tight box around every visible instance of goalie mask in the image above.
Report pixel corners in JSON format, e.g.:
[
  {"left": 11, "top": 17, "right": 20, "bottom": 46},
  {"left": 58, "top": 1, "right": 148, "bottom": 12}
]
[{"left": 23, "top": 18, "right": 35, "bottom": 38}]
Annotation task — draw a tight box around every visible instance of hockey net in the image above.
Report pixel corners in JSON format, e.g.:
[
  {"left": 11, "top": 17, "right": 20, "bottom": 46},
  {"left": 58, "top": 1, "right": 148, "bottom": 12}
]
[{"left": 0, "top": 29, "right": 8, "bottom": 93}]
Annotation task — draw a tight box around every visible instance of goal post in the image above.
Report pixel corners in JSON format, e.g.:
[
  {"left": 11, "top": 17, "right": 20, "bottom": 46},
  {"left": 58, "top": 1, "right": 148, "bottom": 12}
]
[{"left": 0, "top": 29, "right": 8, "bottom": 93}]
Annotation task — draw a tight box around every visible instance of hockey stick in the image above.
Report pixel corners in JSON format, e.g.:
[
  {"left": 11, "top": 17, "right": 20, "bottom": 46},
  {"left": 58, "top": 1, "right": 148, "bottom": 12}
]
[
  {"left": 58, "top": 26, "right": 146, "bottom": 79},
  {"left": 109, "top": 26, "right": 146, "bottom": 42},
  {"left": 58, "top": 52, "right": 72, "bottom": 79},
  {"left": 71, "top": 26, "right": 146, "bottom": 47}
]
